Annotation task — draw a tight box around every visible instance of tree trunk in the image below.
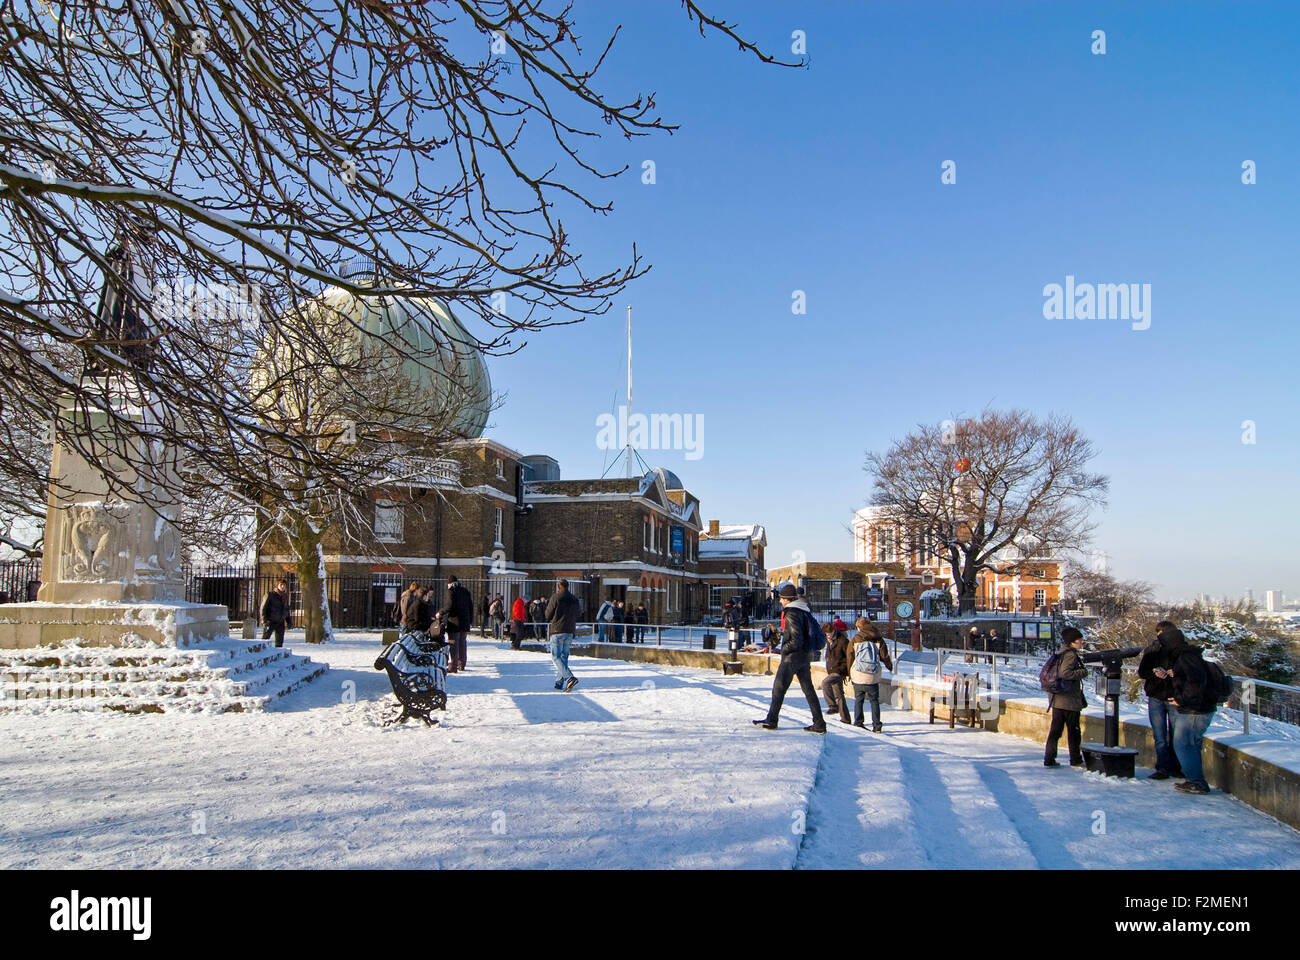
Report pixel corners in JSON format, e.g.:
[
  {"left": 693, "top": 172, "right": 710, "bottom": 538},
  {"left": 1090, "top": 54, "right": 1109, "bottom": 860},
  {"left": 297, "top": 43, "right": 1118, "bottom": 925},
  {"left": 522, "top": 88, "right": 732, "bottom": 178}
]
[
  {"left": 957, "top": 567, "right": 980, "bottom": 616},
  {"left": 290, "top": 520, "right": 333, "bottom": 644}
]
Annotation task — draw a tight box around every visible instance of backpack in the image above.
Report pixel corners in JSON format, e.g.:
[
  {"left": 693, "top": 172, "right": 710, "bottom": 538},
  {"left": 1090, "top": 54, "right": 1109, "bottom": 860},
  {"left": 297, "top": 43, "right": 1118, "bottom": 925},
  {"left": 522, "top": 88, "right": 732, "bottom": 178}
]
[
  {"left": 1202, "top": 658, "right": 1234, "bottom": 707},
  {"left": 1039, "top": 652, "right": 1071, "bottom": 695},
  {"left": 804, "top": 612, "right": 825, "bottom": 656},
  {"left": 853, "top": 638, "right": 881, "bottom": 677}
]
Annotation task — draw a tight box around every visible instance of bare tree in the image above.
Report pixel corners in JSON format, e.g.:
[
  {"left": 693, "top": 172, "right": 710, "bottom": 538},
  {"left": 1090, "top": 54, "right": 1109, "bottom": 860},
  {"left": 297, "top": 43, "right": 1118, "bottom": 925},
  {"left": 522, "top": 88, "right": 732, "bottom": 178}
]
[
  {"left": 1061, "top": 559, "right": 1153, "bottom": 619},
  {"left": 0, "top": 1, "right": 795, "bottom": 640},
  {"left": 865, "top": 410, "right": 1109, "bottom": 615}
]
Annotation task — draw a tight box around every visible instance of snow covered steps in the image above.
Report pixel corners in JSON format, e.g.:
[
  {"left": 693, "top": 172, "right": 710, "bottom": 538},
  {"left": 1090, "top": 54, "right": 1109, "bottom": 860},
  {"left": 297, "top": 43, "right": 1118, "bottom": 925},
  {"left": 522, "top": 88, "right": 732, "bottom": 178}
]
[{"left": 0, "top": 637, "right": 329, "bottom": 714}]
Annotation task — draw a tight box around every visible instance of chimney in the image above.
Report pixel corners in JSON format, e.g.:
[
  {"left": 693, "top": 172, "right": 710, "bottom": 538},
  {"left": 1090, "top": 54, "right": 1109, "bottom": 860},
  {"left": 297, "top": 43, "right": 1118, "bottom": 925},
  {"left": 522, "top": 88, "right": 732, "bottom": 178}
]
[{"left": 708, "top": 520, "right": 720, "bottom": 538}]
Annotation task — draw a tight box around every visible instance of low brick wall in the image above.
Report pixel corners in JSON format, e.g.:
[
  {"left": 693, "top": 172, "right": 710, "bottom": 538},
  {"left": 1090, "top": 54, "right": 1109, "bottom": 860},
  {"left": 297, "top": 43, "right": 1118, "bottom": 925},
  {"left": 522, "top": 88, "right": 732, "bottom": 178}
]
[{"left": 570, "top": 642, "right": 1300, "bottom": 830}]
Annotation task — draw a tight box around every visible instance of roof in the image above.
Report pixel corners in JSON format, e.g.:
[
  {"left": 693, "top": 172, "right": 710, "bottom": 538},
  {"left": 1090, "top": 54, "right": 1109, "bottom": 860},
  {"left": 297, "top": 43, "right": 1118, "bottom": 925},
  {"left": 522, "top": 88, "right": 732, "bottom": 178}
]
[
  {"left": 702, "top": 523, "right": 766, "bottom": 545},
  {"left": 698, "top": 539, "right": 751, "bottom": 559}
]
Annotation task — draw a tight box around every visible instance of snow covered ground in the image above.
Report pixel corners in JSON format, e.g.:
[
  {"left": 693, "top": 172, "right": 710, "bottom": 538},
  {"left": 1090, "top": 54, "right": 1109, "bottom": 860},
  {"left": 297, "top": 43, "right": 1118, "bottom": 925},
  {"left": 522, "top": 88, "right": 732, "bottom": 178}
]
[{"left": 0, "top": 632, "right": 1297, "bottom": 870}]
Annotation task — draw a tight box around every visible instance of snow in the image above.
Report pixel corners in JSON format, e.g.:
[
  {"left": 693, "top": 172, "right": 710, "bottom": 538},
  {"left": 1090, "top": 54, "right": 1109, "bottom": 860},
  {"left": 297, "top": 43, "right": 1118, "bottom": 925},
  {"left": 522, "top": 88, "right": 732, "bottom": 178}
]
[{"left": 0, "top": 633, "right": 1296, "bottom": 869}]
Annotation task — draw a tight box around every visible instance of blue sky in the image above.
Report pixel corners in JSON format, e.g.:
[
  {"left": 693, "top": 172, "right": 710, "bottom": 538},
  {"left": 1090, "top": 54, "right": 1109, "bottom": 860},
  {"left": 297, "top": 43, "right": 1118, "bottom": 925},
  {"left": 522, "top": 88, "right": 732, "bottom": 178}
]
[{"left": 481, "top": 1, "right": 1300, "bottom": 602}]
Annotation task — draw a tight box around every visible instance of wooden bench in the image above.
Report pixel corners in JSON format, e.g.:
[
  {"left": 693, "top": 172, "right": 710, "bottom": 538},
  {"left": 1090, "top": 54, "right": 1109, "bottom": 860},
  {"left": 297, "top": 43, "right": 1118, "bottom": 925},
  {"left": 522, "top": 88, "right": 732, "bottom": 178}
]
[
  {"left": 929, "top": 671, "right": 984, "bottom": 729},
  {"left": 374, "top": 631, "right": 448, "bottom": 726}
]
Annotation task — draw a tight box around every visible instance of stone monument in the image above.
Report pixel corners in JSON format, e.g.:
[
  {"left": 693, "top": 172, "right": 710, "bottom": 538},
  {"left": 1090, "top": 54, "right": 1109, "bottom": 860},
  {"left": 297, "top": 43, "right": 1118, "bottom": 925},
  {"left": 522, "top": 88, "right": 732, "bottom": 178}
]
[{"left": 0, "top": 250, "right": 326, "bottom": 710}]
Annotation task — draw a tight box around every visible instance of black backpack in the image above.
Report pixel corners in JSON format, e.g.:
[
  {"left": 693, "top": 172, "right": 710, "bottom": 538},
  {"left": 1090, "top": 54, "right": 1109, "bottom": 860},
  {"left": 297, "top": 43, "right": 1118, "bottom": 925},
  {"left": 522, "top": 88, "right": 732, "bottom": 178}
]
[
  {"left": 1202, "top": 658, "right": 1234, "bottom": 707},
  {"left": 803, "top": 610, "right": 825, "bottom": 656}
]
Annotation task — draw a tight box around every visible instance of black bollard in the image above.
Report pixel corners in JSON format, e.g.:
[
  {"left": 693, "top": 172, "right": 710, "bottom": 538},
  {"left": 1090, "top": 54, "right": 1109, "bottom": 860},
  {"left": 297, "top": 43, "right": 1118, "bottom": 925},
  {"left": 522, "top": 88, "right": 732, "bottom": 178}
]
[{"left": 1078, "top": 645, "right": 1144, "bottom": 777}]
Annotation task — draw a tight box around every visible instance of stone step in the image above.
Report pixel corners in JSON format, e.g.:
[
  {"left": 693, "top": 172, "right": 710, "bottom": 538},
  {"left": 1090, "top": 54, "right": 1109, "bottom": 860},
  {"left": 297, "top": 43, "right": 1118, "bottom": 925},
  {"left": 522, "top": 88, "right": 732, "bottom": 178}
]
[
  {"left": 251, "top": 661, "right": 331, "bottom": 709},
  {"left": 0, "top": 647, "right": 298, "bottom": 686},
  {"left": 0, "top": 640, "right": 328, "bottom": 713},
  {"left": 0, "top": 638, "right": 277, "bottom": 670}
]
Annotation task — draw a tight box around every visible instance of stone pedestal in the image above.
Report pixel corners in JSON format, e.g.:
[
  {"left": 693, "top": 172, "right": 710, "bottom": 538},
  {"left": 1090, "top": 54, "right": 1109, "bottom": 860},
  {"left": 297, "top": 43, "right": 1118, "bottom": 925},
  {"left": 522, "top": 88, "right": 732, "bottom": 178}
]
[
  {"left": 0, "top": 602, "right": 229, "bottom": 650},
  {"left": 7, "top": 390, "right": 229, "bottom": 651}
]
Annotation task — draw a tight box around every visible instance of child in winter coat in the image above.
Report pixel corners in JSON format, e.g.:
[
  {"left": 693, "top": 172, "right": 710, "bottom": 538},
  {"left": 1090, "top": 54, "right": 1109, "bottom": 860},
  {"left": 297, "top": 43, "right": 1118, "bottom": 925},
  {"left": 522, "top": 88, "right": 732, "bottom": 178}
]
[{"left": 846, "top": 618, "right": 893, "bottom": 731}]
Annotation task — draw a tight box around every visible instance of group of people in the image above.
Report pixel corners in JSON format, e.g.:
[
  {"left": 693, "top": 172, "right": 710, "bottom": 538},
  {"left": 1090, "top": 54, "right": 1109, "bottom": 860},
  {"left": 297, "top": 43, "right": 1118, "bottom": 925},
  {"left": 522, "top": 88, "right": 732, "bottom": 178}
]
[
  {"left": 391, "top": 579, "right": 582, "bottom": 691},
  {"left": 754, "top": 584, "right": 895, "bottom": 734},
  {"left": 964, "top": 625, "right": 1005, "bottom": 653},
  {"left": 1041, "top": 619, "right": 1220, "bottom": 794},
  {"left": 398, "top": 576, "right": 475, "bottom": 672},
  {"left": 594, "top": 598, "right": 650, "bottom": 642}
]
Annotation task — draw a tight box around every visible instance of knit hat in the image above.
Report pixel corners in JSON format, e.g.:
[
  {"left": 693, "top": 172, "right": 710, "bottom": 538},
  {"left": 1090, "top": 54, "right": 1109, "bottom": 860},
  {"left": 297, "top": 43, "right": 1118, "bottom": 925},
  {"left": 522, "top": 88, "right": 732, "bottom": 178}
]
[{"left": 778, "top": 584, "right": 797, "bottom": 600}]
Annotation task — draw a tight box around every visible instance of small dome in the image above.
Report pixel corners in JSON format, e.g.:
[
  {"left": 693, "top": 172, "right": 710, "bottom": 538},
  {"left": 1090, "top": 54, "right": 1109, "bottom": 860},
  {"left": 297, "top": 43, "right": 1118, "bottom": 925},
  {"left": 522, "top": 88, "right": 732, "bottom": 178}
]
[{"left": 652, "top": 467, "right": 684, "bottom": 490}]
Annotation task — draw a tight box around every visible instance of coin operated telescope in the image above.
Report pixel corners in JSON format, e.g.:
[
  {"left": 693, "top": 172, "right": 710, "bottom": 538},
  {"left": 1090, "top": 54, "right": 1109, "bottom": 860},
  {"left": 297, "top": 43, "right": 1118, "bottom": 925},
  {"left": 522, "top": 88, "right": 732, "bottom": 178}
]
[{"left": 1079, "top": 645, "right": 1145, "bottom": 777}]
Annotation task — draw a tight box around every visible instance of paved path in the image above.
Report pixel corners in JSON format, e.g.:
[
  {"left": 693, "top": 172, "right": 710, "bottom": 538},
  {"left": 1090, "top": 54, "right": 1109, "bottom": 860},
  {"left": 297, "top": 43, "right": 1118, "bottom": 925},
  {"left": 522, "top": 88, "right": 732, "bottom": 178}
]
[{"left": 0, "top": 634, "right": 1295, "bottom": 869}]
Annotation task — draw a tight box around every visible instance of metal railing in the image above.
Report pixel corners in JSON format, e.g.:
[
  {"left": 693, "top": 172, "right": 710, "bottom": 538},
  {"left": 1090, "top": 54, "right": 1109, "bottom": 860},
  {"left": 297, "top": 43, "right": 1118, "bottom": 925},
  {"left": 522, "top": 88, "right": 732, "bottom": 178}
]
[{"left": 891, "top": 645, "right": 1300, "bottom": 735}]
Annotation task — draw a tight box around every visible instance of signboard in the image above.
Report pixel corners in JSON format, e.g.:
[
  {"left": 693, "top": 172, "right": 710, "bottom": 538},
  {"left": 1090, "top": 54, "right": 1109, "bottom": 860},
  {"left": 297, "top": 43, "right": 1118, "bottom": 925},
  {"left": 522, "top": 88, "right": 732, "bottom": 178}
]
[
  {"left": 384, "top": 587, "right": 398, "bottom": 604},
  {"left": 1010, "top": 621, "right": 1025, "bottom": 639},
  {"left": 865, "top": 588, "right": 884, "bottom": 612},
  {"left": 1038, "top": 622, "right": 1052, "bottom": 641},
  {"left": 670, "top": 525, "right": 685, "bottom": 554},
  {"left": 1024, "top": 622, "right": 1039, "bottom": 640}
]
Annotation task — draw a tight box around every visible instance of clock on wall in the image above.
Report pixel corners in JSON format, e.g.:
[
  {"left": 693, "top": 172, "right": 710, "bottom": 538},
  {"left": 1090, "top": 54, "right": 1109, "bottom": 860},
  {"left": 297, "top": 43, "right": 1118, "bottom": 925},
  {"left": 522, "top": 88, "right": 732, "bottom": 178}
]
[{"left": 895, "top": 600, "right": 914, "bottom": 619}]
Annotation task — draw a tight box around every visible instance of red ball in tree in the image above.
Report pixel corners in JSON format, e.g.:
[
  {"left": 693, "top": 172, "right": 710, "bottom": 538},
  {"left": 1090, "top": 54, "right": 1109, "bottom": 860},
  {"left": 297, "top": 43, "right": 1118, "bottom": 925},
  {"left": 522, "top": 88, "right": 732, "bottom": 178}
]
[{"left": 955, "top": 457, "right": 971, "bottom": 473}]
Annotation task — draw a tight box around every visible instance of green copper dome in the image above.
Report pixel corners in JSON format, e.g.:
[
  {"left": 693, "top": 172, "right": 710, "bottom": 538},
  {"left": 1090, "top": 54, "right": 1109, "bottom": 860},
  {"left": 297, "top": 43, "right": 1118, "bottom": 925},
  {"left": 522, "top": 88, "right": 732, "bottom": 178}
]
[{"left": 258, "top": 271, "right": 492, "bottom": 439}]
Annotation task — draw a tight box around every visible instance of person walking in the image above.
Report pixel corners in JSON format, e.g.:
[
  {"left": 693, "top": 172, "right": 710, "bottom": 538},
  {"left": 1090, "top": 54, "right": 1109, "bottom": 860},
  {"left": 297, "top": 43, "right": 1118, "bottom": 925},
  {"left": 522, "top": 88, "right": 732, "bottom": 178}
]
[
  {"left": 399, "top": 582, "right": 422, "bottom": 634},
  {"left": 479, "top": 593, "right": 491, "bottom": 637},
  {"left": 846, "top": 618, "right": 893, "bottom": 731},
  {"left": 1137, "top": 620, "right": 1186, "bottom": 780},
  {"left": 439, "top": 575, "right": 474, "bottom": 673},
  {"left": 1044, "top": 626, "right": 1089, "bottom": 767},
  {"left": 489, "top": 594, "right": 506, "bottom": 640},
  {"left": 1168, "top": 630, "right": 1219, "bottom": 795},
  {"left": 822, "top": 622, "right": 853, "bottom": 724},
  {"left": 634, "top": 601, "right": 649, "bottom": 643},
  {"left": 261, "top": 579, "right": 292, "bottom": 648},
  {"left": 753, "top": 584, "right": 826, "bottom": 733},
  {"left": 510, "top": 595, "right": 527, "bottom": 651},
  {"left": 545, "top": 578, "right": 581, "bottom": 692}
]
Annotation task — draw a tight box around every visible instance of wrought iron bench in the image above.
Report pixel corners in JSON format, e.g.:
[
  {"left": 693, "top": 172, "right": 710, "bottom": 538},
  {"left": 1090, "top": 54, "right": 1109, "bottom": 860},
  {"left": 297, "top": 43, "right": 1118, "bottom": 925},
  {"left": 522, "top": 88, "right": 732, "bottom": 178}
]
[{"left": 374, "top": 631, "right": 448, "bottom": 726}]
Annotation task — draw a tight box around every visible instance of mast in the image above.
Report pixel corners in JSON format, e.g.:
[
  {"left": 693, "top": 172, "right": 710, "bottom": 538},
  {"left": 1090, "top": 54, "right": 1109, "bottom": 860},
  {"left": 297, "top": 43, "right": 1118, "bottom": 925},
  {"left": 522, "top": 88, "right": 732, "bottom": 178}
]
[{"left": 626, "top": 304, "right": 634, "bottom": 478}]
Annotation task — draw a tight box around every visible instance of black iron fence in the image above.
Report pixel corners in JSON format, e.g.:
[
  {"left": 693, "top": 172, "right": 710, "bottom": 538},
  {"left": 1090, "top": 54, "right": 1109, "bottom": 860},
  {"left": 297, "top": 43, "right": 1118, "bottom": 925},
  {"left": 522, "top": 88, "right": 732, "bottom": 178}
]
[
  {"left": 183, "top": 566, "right": 598, "bottom": 631},
  {"left": 0, "top": 558, "right": 41, "bottom": 602}
]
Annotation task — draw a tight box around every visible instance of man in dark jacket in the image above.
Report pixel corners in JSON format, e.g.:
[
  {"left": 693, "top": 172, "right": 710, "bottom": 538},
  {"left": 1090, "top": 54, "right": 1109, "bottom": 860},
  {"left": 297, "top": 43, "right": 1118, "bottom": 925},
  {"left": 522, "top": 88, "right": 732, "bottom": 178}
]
[
  {"left": 439, "top": 576, "right": 474, "bottom": 673},
  {"left": 1044, "top": 627, "right": 1090, "bottom": 766},
  {"left": 1168, "top": 635, "right": 1218, "bottom": 795},
  {"left": 545, "top": 579, "right": 581, "bottom": 691},
  {"left": 612, "top": 600, "right": 627, "bottom": 643},
  {"left": 261, "top": 579, "right": 292, "bottom": 648},
  {"left": 634, "top": 602, "right": 649, "bottom": 643},
  {"left": 821, "top": 625, "right": 852, "bottom": 724},
  {"left": 753, "top": 584, "right": 826, "bottom": 733},
  {"left": 1137, "top": 620, "right": 1186, "bottom": 780},
  {"left": 400, "top": 582, "right": 422, "bottom": 633}
]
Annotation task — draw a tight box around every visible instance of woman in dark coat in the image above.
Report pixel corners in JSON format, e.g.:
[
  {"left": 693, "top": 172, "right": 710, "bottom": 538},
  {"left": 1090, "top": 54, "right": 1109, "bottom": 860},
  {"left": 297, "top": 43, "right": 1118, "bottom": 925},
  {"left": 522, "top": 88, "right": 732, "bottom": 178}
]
[{"left": 1044, "top": 627, "right": 1090, "bottom": 766}]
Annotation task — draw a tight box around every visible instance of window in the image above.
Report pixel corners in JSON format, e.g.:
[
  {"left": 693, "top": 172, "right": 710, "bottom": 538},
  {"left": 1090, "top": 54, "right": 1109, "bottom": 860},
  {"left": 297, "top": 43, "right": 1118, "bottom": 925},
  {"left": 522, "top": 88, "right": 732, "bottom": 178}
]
[
  {"left": 495, "top": 457, "right": 505, "bottom": 480},
  {"left": 375, "top": 502, "right": 404, "bottom": 542},
  {"left": 494, "top": 507, "right": 503, "bottom": 546},
  {"left": 1034, "top": 588, "right": 1046, "bottom": 608},
  {"left": 644, "top": 516, "right": 650, "bottom": 551},
  {"left": 880, "top": 528, "right": 897, "bottom": 562},
  {"left": 830, "top": 581, "right": 842, "bottom": 601}
]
